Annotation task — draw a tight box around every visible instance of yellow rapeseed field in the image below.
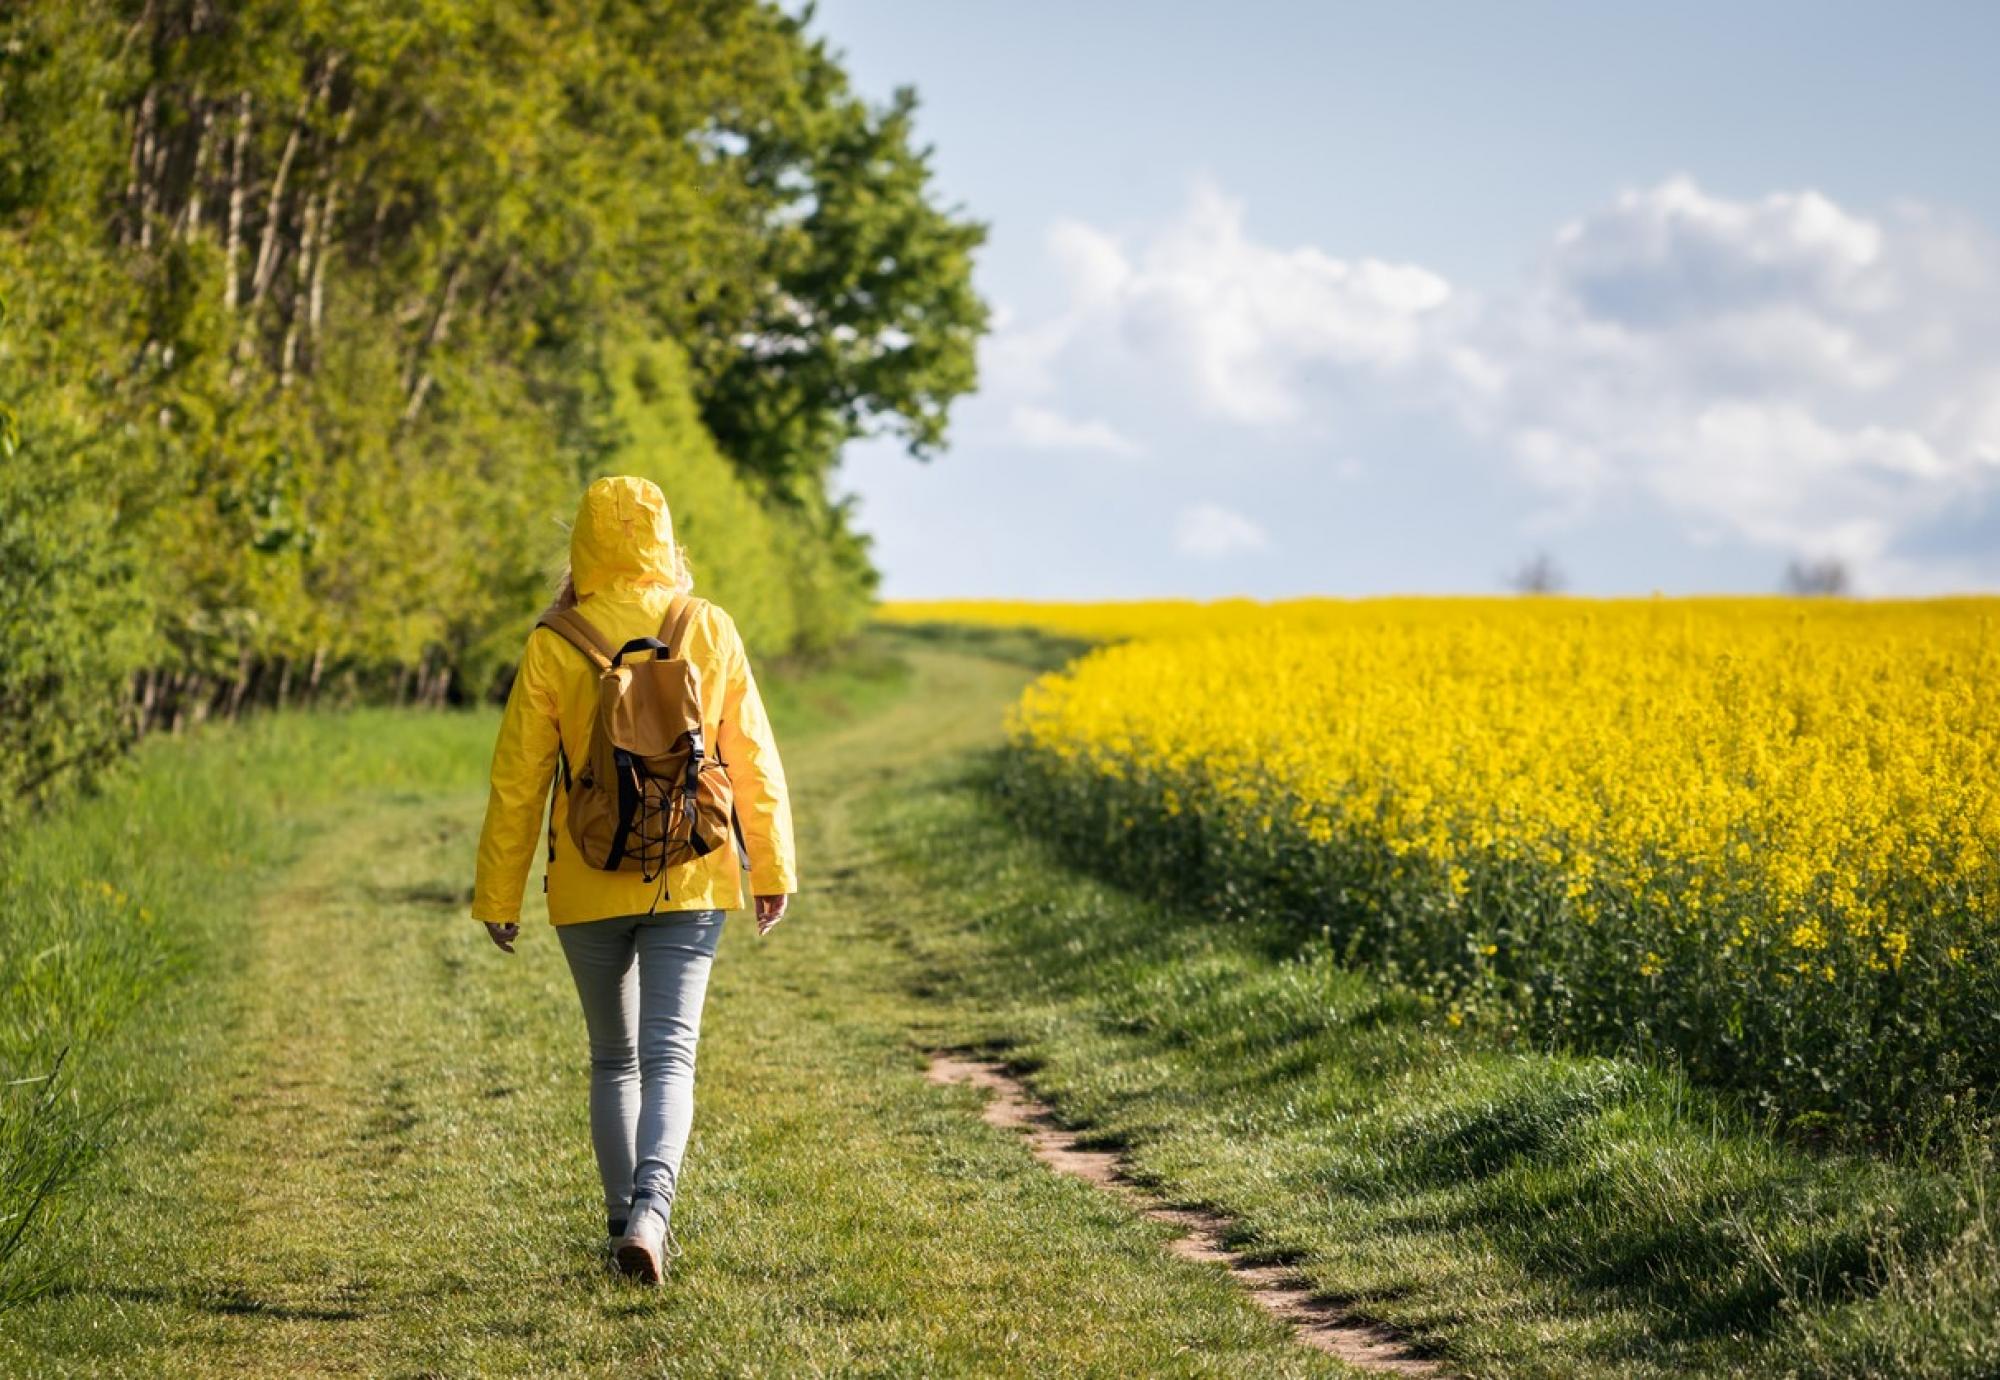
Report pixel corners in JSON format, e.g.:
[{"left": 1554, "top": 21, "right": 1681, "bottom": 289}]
[{"left": 893, "top": 597, "right": 2000, "bottom": 1130}]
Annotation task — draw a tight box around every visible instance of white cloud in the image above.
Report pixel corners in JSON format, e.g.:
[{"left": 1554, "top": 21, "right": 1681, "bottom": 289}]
[
  {"left": 987, "top": 174, "right": 2000, "bottom": 588},
  {"left": 1174, "top": 502, "right": 1269, "bottom": 559},
  {"left": 1006, "top": 404, "right": 1143, "bottom": 457},
  {"left": 1464, "top": 180, "right": 2000, "bottom": 581},
  {"left": 1047, "top": 220, "right": 1131, "bottom": 306},
  {"left": 1546, "top": 178, "right": 1885, "bottom": 327},
  {"left": 993, "top": 178, "right": 1452, "bottom": 428}
]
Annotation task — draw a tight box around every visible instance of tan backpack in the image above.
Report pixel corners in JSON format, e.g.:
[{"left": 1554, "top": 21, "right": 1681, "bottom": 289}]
[{"left": 537, "top": 594, "right": 736, "bottom": 903}]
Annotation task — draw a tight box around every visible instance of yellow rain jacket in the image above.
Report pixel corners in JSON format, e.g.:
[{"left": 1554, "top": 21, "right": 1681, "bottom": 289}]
[{"left": 471, "top": 476, "right": 797, "bottom": 926}]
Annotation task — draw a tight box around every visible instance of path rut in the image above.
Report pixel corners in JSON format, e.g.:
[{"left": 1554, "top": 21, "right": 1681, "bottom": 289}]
[{"left": 927, "top": 1054, "right": 1446, "bottom": 1376}]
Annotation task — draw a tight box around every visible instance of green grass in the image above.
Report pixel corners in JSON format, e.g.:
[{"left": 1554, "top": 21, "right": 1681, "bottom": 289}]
[
  {"left": 0, "top": 634, "right": 1341, "bottom": 1377},
  {"left": 877, "top": 619, "right": 1097, "bottom": 674},
  {"left": 757, "top": 635, "right": 914, "bottom": 737},
  {"left": 0, "top": 703, "right": 494, "bottom": 1307},
  {"left": 1, "top": 626, "right": 1991, "bottom": 1376}
]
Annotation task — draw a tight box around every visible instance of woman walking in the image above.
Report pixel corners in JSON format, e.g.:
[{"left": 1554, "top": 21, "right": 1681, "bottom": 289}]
[{"left": 471, "top": 474, "right": 797, "bottom": 1283}]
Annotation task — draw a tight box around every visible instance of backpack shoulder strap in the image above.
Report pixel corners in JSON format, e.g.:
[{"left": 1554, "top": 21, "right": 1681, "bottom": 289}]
[
  {"left": 536, "top": 606, "right": 616, "bottom": 671},
  {"left": 659, "top": 593, "right": 707, "bottom": 657}
]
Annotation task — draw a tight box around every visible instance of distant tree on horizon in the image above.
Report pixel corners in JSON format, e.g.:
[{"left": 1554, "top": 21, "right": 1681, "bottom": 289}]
[
  {"left": 1783, "top": 557, "right": 1853, "bottom": 596},
  {"left": 1507, "top": 551, "right": 1568, "bottom": 595}
]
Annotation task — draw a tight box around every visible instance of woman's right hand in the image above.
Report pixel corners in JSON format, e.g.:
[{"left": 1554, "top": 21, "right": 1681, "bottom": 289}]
[{"left": 484, "top": 921, "right": 519, "bottom": 953}]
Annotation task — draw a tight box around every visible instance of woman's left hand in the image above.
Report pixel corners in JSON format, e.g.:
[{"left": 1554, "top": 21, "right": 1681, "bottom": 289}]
[
  {"left": 484, "top": 921, "right": 519, "bottom": 953},
  {"left": 754, "top": 893, "right": 789, "bottom": 936}
]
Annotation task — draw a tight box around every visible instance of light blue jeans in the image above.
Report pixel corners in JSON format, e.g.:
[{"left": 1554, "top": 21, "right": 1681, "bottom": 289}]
[{"left": 556, "top": 908, "right": 726, "bottom": 1236}]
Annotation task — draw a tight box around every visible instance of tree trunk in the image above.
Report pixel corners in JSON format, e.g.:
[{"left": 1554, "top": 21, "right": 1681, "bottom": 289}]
[
  {"left": 246, "top": 123, "right": 300, "bottom": 310},
  {"left": 404, "top": 369, "right": 436, "bottom": 420},
  {"left": 400, "top": 222, "right": 486, "bottom": 422},
  {"left": 247, "top": 116, "right": 306, "bottom": 310},
  {"left": 171, "top": 673, "right": 197, "bottom": 733},
  {"left": 480, "top": 251, "right": 520, "bottom": 312},
  {"left": 249, "top": 58, "right": 340, "bottom": 309},
  {"left": 223, "top": 93, "right": 252, "bottom": 311},
  {"left": 129, "top": 86, "right": 159, "bottom": 248},
  {"left": 280, "top": 189, "right": 321, "bottom": 386},
  {"left": 308, "top": 183, "right": 334, "bottom": 348},
  {"left": 180, "top": 104, "right": 215, "bottom": 241},
  {"left": 306, "top": 118, "right": 350, "bottom": 355},
  {"left": 306, "top": 104, "right": 352, "bottom": 354},
  {"left": 225, "top": 647, "right": 254, "bottom": 718},
  {"left": 366, "top": 186, "right": 393, "bottom": 265},
  {"left": 136, "top": 667, "right": 158, "bottom": 728}
]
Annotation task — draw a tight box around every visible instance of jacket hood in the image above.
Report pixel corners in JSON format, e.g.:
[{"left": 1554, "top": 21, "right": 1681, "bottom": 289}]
[{"left": 570, "top": 475, "right": 679, "bottom": 599}]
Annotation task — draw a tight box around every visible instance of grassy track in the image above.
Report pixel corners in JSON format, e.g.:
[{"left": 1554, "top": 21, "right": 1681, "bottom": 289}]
[{"left": 0, "top": 637, "right": 1339, "bottom": 1378}]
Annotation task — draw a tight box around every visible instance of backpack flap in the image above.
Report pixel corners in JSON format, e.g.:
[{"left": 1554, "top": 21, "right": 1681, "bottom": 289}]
[{"left": 603, "top": 656, "right": 703, "bottom": 761}]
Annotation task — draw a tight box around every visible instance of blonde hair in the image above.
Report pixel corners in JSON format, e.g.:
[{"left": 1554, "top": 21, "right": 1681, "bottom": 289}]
[{"left": 667, "top": 542, "right": 695, "bottom": 592}]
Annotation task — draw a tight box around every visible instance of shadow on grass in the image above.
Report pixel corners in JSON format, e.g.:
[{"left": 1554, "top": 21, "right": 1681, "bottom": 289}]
[
  {"left": 30, "top": 1283, "right": 368, "bottom": 1323},
  {"left": 366, "top": 880, "right": 472, "bottom": 910}
]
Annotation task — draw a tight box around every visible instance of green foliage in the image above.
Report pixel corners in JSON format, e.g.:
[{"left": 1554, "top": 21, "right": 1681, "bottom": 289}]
[
  {"left": 0, "top": 277, "right": 153, "bottom": 831},
  {"left": 0, "top": 441, "right": 145, "bottom": 828},
  {"left": 0, "top": 0, "right": 985, "bottom": 811}
]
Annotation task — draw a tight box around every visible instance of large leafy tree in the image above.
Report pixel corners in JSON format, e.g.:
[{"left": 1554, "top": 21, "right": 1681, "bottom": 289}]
[
  {"left": 687, "top": 21, "right": 989, "bottom": 501},
  {"left": 0, "top": 0, "right": 987, "bottom": 812}
]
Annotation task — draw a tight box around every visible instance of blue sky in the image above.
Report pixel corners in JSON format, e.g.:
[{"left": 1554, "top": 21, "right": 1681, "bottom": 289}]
[{"left": 801, "top": 2, "right": 2000, "bottom": 598}]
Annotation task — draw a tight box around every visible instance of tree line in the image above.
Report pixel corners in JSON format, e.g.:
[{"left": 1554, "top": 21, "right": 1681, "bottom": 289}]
[{"left": 0, "top": 0, "right": 986, "bottom": 828}]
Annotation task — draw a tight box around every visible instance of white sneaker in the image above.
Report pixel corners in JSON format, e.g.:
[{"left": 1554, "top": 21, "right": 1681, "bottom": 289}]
[{"left": 614, "top": 1203, "right": 671, "bottom": 1284}]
